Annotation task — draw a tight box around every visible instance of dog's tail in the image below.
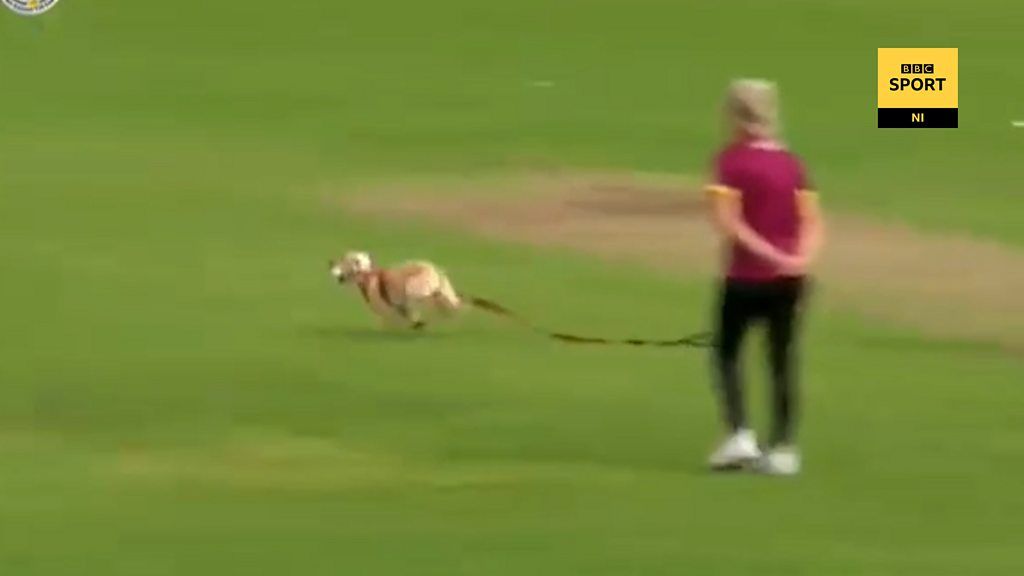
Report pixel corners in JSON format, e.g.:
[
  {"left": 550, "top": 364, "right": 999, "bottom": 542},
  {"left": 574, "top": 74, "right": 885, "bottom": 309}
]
[{"left": 463, "top": 294, "right": 712, "bottom": 349}]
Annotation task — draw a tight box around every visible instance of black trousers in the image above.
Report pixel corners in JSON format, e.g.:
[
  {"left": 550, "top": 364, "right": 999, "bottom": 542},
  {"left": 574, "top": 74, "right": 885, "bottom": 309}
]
[{"left": 713, "top": 277, "right": 807, "bottom": 446}]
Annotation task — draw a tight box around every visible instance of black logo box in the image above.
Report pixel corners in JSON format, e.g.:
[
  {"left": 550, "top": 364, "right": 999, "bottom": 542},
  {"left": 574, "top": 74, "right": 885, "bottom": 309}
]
[{"left": 878, "top": 108, "right": 957, "bottom": 128}]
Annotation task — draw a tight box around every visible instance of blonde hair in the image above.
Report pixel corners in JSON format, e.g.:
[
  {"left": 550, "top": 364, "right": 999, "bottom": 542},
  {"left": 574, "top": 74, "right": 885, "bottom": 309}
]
[{"left": 725, "top": 79, "right": 780, "bottom": 139}]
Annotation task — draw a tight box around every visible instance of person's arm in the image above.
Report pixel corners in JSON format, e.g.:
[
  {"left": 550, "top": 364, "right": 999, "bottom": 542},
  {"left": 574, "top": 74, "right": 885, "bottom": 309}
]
[
  {"left": 796, "top": 191, "right": 825, "bottom": 267},
  {"left": 707, "top": 186, "right": 797, "bottom": 269}
]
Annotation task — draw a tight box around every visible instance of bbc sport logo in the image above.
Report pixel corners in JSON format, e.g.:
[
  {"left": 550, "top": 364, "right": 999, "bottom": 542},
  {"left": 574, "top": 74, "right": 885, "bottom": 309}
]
[
  {"left": 877, "top": 48, "right": 959, "bottom": 128},
  {"left": 3, "top": 0, "right": 60, "bottom": 16}
]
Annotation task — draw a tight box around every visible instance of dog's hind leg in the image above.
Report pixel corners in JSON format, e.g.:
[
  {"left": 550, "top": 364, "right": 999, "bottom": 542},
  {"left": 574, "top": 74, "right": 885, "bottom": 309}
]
[{"left": 432, "top": 276, "right": 462, "bottom": 316}]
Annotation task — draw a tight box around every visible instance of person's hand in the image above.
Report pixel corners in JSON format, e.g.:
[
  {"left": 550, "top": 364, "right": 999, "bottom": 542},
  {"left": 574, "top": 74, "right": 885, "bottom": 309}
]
[{"left": 775, "top": 253, "right": 808, "bottom": 277}]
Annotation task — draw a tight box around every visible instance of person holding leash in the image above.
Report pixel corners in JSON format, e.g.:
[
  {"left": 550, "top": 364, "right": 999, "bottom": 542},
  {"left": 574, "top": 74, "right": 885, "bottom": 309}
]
[{"left": 705, "top": 79, "right": 825, "bottom": 475}]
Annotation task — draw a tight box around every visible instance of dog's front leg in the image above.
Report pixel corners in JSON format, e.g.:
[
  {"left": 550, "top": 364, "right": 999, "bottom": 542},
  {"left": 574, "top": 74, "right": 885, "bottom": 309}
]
[{"left": 395, "top": 303, "right": 427, "bottom": 331}]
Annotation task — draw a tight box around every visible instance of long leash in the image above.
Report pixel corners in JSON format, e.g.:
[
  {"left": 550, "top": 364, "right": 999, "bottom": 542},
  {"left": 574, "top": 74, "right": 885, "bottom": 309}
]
[{"left": 464, "top": 295, "right": 714, "bottom": 349}]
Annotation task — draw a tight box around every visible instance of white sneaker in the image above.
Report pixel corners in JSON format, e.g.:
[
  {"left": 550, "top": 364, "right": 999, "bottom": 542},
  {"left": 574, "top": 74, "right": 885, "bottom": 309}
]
[
  {"left": 757, "top": 446, "right": 801, "bottom": 476},
  {"left": 708, "top": 429, "right": 761, "bottom": 470}
]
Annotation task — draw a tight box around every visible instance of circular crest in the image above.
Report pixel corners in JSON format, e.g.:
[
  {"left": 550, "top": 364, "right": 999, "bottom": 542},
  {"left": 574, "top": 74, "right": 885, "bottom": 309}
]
[{"left": 3, "top": 0, "right": 61, "bottom": 16}]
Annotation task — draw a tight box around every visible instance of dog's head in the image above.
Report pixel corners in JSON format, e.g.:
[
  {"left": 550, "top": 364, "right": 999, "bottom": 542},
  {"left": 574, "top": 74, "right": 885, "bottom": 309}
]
[{"left": 329, "top": 251, "right": 373, "bottom": 283}]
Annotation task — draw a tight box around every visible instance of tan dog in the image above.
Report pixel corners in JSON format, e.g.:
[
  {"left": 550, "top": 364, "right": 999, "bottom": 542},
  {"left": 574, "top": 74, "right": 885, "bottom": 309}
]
[{"left": 329, "top": 251, "right": 462, "bottom": 329}]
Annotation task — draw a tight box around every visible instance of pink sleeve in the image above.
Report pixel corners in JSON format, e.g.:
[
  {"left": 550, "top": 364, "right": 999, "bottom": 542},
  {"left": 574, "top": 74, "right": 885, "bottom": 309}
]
[
  {"left": 707, "top": 150, "right": 741, "bottom": 196},
  {"left": 796, "top": 157, "right": 816, "bottom": 193}
]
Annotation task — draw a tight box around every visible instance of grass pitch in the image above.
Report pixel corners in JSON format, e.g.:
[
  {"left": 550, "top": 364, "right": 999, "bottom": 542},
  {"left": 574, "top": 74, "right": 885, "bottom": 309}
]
[{"left": 2, "top": 1, "right": 1023, "bottom": 574}]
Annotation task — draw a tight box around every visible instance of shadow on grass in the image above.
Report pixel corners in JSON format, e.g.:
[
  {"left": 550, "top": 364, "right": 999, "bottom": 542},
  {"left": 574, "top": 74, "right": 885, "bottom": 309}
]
[{"left": 301, "top": 325, "right": 448, "bottom": 342}]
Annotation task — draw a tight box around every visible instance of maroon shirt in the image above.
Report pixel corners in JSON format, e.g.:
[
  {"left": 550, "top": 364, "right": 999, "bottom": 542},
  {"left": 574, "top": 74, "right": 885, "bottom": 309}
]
[{"left": 710, "top": 139, "right": 812, "bottom": 282}]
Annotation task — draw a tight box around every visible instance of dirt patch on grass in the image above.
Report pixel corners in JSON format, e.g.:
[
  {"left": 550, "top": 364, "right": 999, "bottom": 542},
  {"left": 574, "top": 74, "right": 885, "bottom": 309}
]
[{"left": 347, "top": 173, "right": 1024, "bottom": 352}]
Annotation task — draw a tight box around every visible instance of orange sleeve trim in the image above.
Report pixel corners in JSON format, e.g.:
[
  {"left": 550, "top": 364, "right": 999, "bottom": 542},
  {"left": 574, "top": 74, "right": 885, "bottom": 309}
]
[
  {"left": 706, "top": 184, "right": 740, "bottom": 198},
  {"left": 797, "top": 190, "right": 820, "bottom": 217}
]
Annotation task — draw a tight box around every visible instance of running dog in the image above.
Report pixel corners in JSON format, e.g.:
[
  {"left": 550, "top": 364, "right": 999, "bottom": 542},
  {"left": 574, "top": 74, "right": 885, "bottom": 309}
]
[{"left": 329, "top": 251, "right": 463, "bottom": 329}]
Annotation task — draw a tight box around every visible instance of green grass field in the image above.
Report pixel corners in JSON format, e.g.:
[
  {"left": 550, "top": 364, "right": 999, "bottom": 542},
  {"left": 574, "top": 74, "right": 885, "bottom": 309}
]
[{"left": 2, "top": 1, "right": 1023, "bottom": 574}]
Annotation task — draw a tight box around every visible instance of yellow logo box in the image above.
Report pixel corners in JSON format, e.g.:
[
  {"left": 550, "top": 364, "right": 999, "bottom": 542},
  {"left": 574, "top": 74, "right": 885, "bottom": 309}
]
[{"left": 877, "top": 48, "right": 958, "bottom": 109}]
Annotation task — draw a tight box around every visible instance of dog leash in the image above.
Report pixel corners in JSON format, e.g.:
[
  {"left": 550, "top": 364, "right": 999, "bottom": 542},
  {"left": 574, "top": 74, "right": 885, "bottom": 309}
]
[{"left": 464, "top": 295, "right": 714, "bottom": 349}]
